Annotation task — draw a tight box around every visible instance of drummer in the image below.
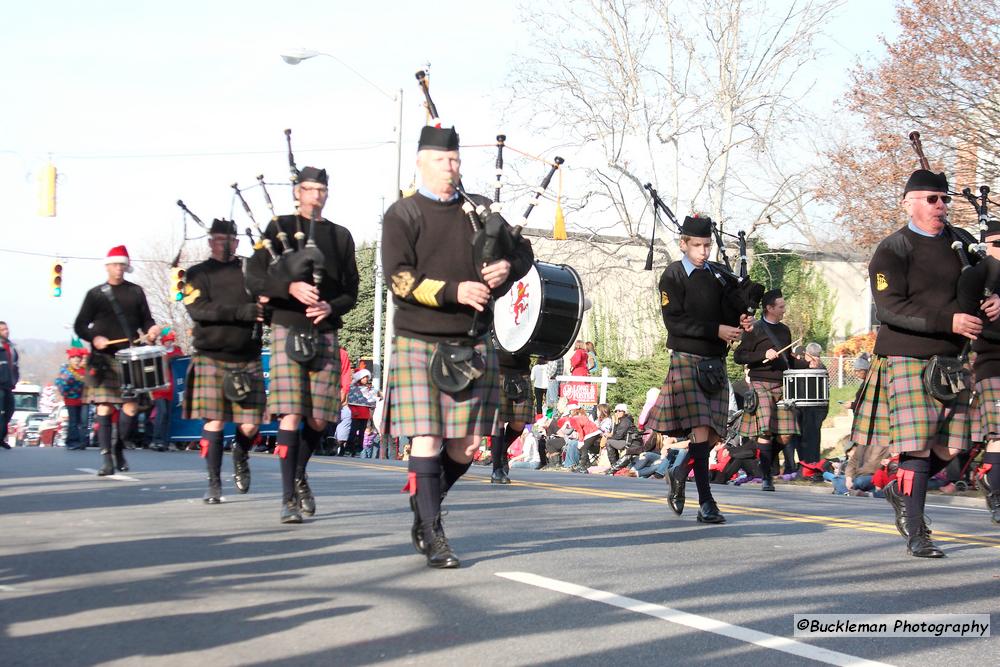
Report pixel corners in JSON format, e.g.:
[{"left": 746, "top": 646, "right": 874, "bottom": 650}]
[
  {"left": 733, "top": 289, "right": 805, "bottom": 491},
  {"left": 73, "top": 245, "right": 160, "bottom": 477},
  {"left": 797, "top": 342, "right": 829, "bottom": 466}
]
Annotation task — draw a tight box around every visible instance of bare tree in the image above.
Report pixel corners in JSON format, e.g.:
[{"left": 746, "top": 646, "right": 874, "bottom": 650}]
[{"left": 508, "top": 0, "right": 843, "bottom": 260}]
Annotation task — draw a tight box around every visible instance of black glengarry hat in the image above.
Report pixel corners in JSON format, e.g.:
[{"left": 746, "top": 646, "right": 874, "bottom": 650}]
[
  {"left": 903, "top": 169, "right": 948, "bottom": 196},
  {"left": 418, "top": 126, "right": 460, "bottom": 151},
  {"left": 680, "top": 215, "right": 712, "bottom": 238},
  {"left": 297, "top": 166, "right": 328, "bottom": 186},
  {"left": 209, "top": 218, "right": 237, "bottom": 235}
]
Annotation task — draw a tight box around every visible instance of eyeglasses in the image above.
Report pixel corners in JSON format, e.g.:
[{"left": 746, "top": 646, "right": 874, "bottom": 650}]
[
  {"left": 987, "top": 241, "right": 1000, "bottom": 248},
  {"left": 910, "top": 194, "right": 951, "bottom": 204}
]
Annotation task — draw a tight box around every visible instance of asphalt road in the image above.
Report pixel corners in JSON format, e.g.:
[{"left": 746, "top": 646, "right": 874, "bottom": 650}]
[{"left": 1, "top": 447, "right": 998, "bottom": 666}]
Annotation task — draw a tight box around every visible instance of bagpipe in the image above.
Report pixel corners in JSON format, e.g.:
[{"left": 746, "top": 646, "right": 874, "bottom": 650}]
[{"left": 642, "top": 183, "right": 764, "bottom": 319}]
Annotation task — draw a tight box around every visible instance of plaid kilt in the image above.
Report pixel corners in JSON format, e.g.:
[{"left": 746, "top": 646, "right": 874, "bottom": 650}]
[
  {"left": 267, "top": 324, "right": 341, "bottom": 423},
  {"left": 851, "top": 355, "right": 970, "bottom": 453},
  {"left": 383, "top": 335, "right": 499, "bottom": 439},
  {"left": 182, "top": 355, "right": 266, "bottom": 424},
  {"left": 645, "top": 352, "right": 728, "bottom": 437},
  {"left": 738, "top": 380, "right": 799, "bottom": 438},
  {"left": 971, "top": 376, "right": 1000, "bottom": 443},
  {"left": 499, "top": 370, "right": 535, "bottom": 426},
  {"left": 83, "top": 352, "right": 126, "bottom": 405}
]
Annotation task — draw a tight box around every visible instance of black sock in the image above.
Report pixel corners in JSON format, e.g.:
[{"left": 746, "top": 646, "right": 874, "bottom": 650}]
[
  {"left": 927, "top": 451, "right": 951, "bottom": 478},
  {"left": 490, "top": 435, "right": 506, "bottom": 472},
  {"left": 757, "top": 442, "right": 773, "bottom": 480},
  {"left": 201, "top": 428, "right": 224, "bottom": 477},
  {"left": 441, "top": 448, "right": 472, "bottom": 494},
  {"left": 898, "top": 454, "right": 930, "bottom": 538},
  {"left": 689, "top": 441, "right": 714, "bottom": 504},
  {"left": 983, "top": 452, "right": 1000, "bottom": 490},
  {"left": 409, "top": 456, "right": 442, "bottom": 543},
  {"left": 118, "top": 412, "right": 135, "bottom": 451},
  {"left": 298, "top": 425, "right": 322, "bottom": 478},
  {"left": 96, "top": 414, "right": 112, "bottom": 452},
  {"left": 234, "top": 429, "right": 253, "bottom": 455},
  {"left": 276, "top": 429, "right": 299, "bottom": 503}
]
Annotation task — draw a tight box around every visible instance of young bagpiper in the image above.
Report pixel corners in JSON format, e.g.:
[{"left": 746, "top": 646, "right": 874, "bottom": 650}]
[{"left": 645, "top": 216, "right": 752, "bottom": 524}]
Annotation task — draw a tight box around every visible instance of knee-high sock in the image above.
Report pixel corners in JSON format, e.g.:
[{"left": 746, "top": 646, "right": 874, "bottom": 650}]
[
  {"left": 927, "top": 451, "right": 951, "bottom": 478},
  {"left": 441, "top": 448, "right": 472, "bottom": 494},
  {"left": 491, "top": 425, "right": 518, "bottom": 472},
  {"left": 117, "top": 412, "right": 135, "bottom": 452},
  {"left": 298, "top": 425, "right": 322, "bottom": 478},
  {"left": 409, "top": 456, "right": 442, "bottom": 543},
  {"left": 689, "top": 441, "right": 714, "bottom": 504},
  {"left": 96, "top": 414, "right": 112, "bottom": 453},
  {"left": 201, "top": 428, "right": 224, "bottom": 478},
  {"left": 234, "top": 429, "right": 253, "bottom": 456},
  {"left": 757, "top": 441, "right": 773, "bottom": 480},
  {"left": 898, "top": 454, "right": 930, "bottom": 538},
  {"left": 983, "top": 452, "right": 1000, "bottom": 490},
  {"left": 276, "top": 429, "right": 299, "bottom": 503}
]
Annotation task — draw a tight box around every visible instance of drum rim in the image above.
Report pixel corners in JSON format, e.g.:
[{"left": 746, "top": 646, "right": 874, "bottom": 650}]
[{"left": 115, "top": 345, "right": 167, "bottom": 359}]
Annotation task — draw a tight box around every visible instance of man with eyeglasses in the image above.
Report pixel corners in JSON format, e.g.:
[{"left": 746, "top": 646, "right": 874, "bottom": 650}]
[
  {"left": 851, "top": 168, "right": 1000, "bottom": 558},
  {"left": 246, "top": 166, "right": 360, "bottom": 524}
]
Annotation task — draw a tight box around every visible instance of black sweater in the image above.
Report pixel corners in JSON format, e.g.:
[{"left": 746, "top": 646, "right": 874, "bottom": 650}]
[
  {"left": 659, "top": 261, "right": 740, "bottom": 357},
  {"left": 382, "top": 193, "right": 534, "bottom": 343},
  {"left": 183, "top": 258, "right": 262, "bottom": 362},
  {"left": 246, "top": 214, "right": 359, "bottom": 333},
  {"left": 733, "top": 319, "right": 803, "bottom": 383},
  {"left": 869, "top": 226, "right": 965, "bottom": 358},
  {"left": 73, "top": 281, "right": 155, "bottom": 355}
]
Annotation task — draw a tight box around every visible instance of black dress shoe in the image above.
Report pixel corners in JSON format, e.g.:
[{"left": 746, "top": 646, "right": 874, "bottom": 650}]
[
  {"left": 280, "top": 500, "right": 303, "bottom": 524},
  {"left": 233, "top": 448, "right": 251, "bottom": 494},
  {"left": 762, "top": 478, "right": 775, "bottom": 492},
  {"left": 498, "top": 470, "right": 511, "bottom": 483},
  {"left": 696, "top": 500, "right": 727, "bottom": 524},
  {"left": 295, "top": 477, "right": 315, "bottom": 516},
  {"left": 907, "top": 531, "right": 944, "bottom": 558},
  {"left": 424, "top": 523, "right": 460, "bottom": 569},
  {"left": 491, "top": 469, "right": 505, "bottom": 484},
  {"left": 666, "top": 467, "right": 686, "bottom": 515},
  {"left": 409, "top": 495, "right": 426, "bottom": 554},
  {"left": 203, "top": 476, "right": 222, "bottom": 504}
]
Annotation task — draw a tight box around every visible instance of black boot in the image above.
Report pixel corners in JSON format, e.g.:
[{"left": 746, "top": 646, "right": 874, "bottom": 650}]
[
  {"left": 696, "top": 500, "right": 726, "bottom": 524},
  {"left": 980, "top": 474, "right": 1000, "bottom": 525},
  {"left": 666, "top": 463, "right": 687, "bottom": 515},
  {"left": 409, "top": 495, "right": 426, "bottom": 554},
  {"left": 97, "top": 448, "right": 114, "bottom": 476},
  {"left": 295, "top": 476, "right": 315, "bottom": 516},
  {"left": 883, "top": 479, "right": 909, "bottom": 537},
  {"left": 280, "top": 499, "right": 302, "bottom": 524},
  {"left": 203, "top": 473, "right": 222, "bottom": 504},
  {"left": 113, "top": 441, "right": 128, "bottom": 472},
  {"left": 491, "top": 468, "right": 510, "bottom": 484},
  {"left": 907, "top": 526, "right": 944, "bottom": 558},
  {"left": 232, "top": 444, "right": 251, "bottom": 494},
  {"left": 423, "top": 518, "right": 460, "bottom": 569},
  {"left": 762, "top": 477, "right": 775, "bottom": 492}
]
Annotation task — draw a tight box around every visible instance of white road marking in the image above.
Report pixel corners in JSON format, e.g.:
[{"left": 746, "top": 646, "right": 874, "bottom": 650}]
[
  {"left": 496, "top": 572, "right": 893, "bottom": 667},
  {"left": 75, "top": 468, "right": 138, "bottom": 482},
  {"left": 925, "top": 503, "right": 989, "bottom": 513}
]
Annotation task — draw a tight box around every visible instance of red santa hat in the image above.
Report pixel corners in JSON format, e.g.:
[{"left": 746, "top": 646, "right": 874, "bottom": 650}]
[{"left": 105, "top": 245, "right": 132, "bottom": 272}]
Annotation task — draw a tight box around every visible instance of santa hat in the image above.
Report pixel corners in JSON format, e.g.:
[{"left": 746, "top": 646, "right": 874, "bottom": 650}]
[
  {"left": 352, "top": 369, "right": 372, "bottom": 382},
  {"left": 105, "top": 245, "right": 132, "bottom": 272}
]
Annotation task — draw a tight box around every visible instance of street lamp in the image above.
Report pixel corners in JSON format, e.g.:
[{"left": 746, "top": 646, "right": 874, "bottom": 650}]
[{"left": 280, "top": 48, "right": 404, "bottom": 392}]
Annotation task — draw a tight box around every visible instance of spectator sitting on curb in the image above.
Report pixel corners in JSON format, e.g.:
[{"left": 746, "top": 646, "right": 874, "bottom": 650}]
[
  {"left": 603, "top": 403, "right": 638, "bottom": 467},
  {"left": 510, "top": 425, "right": 541, "bottom": 469},
  {"left": 566, "top": 404, "right": 601, "bottom": 471},
  {"left": 824, "top": 436, "right": 890, "bottom": 497}
]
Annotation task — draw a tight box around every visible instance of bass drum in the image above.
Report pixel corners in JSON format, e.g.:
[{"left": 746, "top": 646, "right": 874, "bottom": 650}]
[{"left": 493, "top": 261, "right": 585, "bottom": 361}]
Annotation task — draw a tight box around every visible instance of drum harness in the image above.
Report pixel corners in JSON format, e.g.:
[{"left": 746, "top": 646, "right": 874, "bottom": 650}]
[
  {"left": 99, "top": 283, "right": 145, "bottom": 398},
  {"left": 744, "top": 320, "right": 793, "bottom": 414}
]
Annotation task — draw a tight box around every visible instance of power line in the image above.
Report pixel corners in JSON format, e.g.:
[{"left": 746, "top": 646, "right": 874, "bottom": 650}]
[{"left": 50, "top": 142, "right": 395, "bottom": 161}]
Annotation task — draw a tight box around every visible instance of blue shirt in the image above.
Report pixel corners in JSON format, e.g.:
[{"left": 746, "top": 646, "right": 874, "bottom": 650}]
[
  {"left": 908, "top": 220, "right": 943, "bottom": 238},
  {"left": 418, "top": 186, "right": 459, "bottom": 203},
  {"left": 681, "top": 256, "right": 707, "bottom": 276}
]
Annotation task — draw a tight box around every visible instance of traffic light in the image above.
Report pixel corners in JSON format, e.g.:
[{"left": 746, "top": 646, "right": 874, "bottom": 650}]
[
  {"left": 38, "top": 163, "right": 57, "bottom": 217},
  {"left": 170, "top": 267, "right": 185, "bottom": 302},
  {"left": 51, "top": 262, "right": 63, "bottom": 297}
]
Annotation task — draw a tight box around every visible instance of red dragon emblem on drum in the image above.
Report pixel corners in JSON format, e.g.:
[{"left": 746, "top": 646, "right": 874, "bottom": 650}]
[{"left": 511, "top": 280, "right": 530, "bottom": 325}]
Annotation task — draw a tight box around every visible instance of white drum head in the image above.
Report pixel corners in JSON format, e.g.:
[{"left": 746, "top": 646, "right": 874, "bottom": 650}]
[{"left": 494, "top": 264, "right": 542, "bottom": 353}]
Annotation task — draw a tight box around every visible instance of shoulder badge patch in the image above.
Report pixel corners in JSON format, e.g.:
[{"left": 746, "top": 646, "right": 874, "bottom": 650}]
[
  {"left": 875, "top": 273, "right": 888, "bottom": 292},
  {"left": 660, "top": 290, "right": 670, "bottom": 306}
]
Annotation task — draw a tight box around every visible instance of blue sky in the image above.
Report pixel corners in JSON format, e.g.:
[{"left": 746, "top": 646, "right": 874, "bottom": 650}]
[{"left": 0, "top": 0, "right": 898, "bottom": 342}]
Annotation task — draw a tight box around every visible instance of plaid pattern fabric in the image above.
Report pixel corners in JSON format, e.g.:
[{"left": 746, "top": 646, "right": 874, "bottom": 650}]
[
  {"left": 383, "top": 335, "right": 499, "bottom": 439},
  {"left": 83, "top": 352, "right": 126, "bottom": 405},
  {"left": 267, "top": 324, "right": 341, "bottom": 422},
  {"left": 182, "top": 355, "right": 266, "bottom": 424},
  {"left": 970, "top": 376, "right": 1000, "bottom": 443},
  {"left": 645, "top": 351, "right": 728, "bottom": 437},
  {"left": 738, "top": 380, "right": 799, "bottom": 438},
  {"left": 851, "top": 355, "right": 970, "bottom": 453},
  {"left": 499, "top": 370, "right": 535, "bottom": 425}
]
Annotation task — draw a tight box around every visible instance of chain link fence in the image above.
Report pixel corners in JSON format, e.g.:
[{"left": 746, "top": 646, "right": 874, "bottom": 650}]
[{"left": 821, "top": 356, "right": 867, "bottom": 389}]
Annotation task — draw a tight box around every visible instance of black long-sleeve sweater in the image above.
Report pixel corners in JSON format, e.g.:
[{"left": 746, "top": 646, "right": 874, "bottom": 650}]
[
  {"left": 869, "top": 226, "right": 965, "bottom": 359},
  {"left": 659, "top": 261, "right": 740, "bottom": 357},
  {"left": 382, "top": 193, "right": 534, "bottom": 344},
  {"left": 733, "top": 318, "right": 803, "bottom": 382},
  {"left": 73, "top": 281, "right": 155, "bottom": 355},
  {"left": 245, "top": 214, "right": 359, "bottom": 333},
  {"left": 183, "top": 258, "right": 262, "bottom": 362}
]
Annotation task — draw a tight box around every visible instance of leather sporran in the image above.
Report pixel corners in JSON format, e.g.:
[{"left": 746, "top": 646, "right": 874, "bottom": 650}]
[
  {"left": 695, "top": 357, "right": 726, "bottom": 395},
  {"left": 222, "top": 371, "right": 254, "bottom": 403},
  {"left": 743, "top": 387, "right": 759, "bottom": 414},
  {"left": 921, "top": 355, "right": 970, "bottom": 403},
  {"left": 429, "top": 342, "right": 485, "bottom": 393},
  {"left": 286, "top": 326, "right": 318, "bottom": 364},
  {"left": 502, "top": 372, "right": 528, "bottom": 401}
]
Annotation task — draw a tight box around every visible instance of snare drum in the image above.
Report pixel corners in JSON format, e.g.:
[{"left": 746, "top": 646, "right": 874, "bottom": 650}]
[
  {"left": 782, "top": 369, "right": 829, "bottom": 407},
  {"left": 116, "top": 346, "right": 169, "bottom": 397},
  {"left": 493, "top": 262, "right": 585, "bottom": 361}
]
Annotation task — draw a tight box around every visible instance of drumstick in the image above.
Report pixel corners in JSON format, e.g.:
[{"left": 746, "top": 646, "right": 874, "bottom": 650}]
[
  {"left": 103, "top": 335, "right": 145, "bottom": 346},
  {"left": 762, "top": 337, "right": 802, "bottom": 364}
]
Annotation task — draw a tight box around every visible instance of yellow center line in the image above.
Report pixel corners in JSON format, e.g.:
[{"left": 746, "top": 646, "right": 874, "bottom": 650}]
[{"left": 307, "top": 457, "right": 1000, "bottom": 550}]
